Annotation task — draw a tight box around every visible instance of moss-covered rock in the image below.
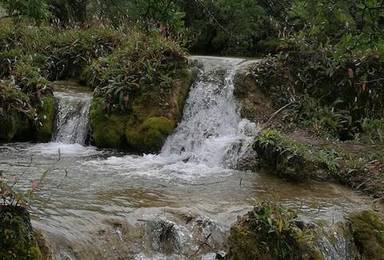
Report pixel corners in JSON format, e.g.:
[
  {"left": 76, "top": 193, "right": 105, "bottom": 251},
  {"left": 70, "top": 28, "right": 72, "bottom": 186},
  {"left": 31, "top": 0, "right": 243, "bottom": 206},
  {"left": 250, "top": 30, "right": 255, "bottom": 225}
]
[
  {"left": 90, "top": 68, "right": 194, "bottom": 153},
  {"left": 90, "top": 98, "right": 128, "bottom": 149},
  {"left": 253, "top": 129, "right": 330, "bottom": 181},
  {"left": 0, "top": 114, "right": 20, "bottom": 142},
  {"left": 35, "top": 96, "right": 56, "bottom": 142},
  {"left": 348, "top": 210, "right": 384, "bottom": 260},
  {"left": 0, "top": 205, "right": 42, "bottom": 260},
  {"left": 0, "top": 83, "right": 34, "bottom": 142},
  {"left": 226, "top": 202, "right": 323, "bottom": 260},
  {"left": 126, "top": 117, "right": 175, "bottom": 153}
]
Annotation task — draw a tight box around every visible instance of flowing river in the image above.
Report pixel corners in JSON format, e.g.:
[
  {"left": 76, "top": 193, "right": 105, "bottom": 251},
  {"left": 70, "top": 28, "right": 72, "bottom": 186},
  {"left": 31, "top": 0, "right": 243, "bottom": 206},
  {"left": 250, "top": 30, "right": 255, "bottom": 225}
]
[{"left": 0, "top": 57, "right": 371, "bottom": 259}]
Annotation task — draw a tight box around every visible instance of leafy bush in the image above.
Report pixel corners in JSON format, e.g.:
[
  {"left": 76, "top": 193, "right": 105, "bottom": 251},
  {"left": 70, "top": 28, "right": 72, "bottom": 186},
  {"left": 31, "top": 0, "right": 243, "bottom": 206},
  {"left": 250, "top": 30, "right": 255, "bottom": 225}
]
[
  {"left": 0, "top": 0, "right": 50, "bottom": 23},
  {"left": 250, "top": 50, "right": 384, "bottom": 141},
  {"left": 84, "top": 31, "right": 187, "bottom": 111}
]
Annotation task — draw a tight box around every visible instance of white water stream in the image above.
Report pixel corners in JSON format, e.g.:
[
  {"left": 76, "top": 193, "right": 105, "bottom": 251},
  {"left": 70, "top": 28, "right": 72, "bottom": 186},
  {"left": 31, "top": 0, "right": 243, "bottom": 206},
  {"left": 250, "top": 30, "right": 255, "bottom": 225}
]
[{"left": 0, "top": 57, "right": 370, "bottom": 260}]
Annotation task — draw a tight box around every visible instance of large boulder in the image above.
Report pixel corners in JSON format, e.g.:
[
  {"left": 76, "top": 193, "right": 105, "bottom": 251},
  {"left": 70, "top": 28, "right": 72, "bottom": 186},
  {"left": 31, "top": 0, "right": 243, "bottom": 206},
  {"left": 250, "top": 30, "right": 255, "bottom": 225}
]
[
  {"left": 90, "top": 68, "right": 195, "bottom": 153},
  {"left": 0, "top": 205, "right": 42, "bottom": 260}
]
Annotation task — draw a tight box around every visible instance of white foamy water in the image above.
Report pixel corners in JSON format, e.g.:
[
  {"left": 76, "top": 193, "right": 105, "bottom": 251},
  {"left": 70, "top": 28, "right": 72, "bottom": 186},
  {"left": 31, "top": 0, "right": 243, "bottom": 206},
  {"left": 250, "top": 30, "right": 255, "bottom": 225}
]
[
  {"left": 0, "top": 57, "right": 370, "bottom": 260},
  {"left": 161, "top": 56, "right": 258, "bottom": 167},
  {"left": 53, "top": 91, "right": 91, "bottom": 144}
]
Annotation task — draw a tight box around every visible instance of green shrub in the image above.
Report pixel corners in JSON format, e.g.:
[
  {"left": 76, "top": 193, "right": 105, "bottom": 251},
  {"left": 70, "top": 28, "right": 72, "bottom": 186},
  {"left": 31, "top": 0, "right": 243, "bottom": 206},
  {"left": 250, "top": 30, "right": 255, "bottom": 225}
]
[
  {"left": 360, "top": 119, "right": 384, "bottom": 144},
  {"left": 85, "top": 31, "right": 186, "bottom": 111}
]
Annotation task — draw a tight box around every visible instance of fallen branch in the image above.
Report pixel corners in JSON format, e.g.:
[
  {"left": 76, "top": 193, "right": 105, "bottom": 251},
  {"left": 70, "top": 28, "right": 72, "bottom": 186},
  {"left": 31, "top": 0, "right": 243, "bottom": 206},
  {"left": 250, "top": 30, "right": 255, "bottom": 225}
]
[
  {"left": 260, "top": 101, "right": 297, "bottom": 131},
  {"left": 191, "top": 233, "right": 213, "bottom": 257}
]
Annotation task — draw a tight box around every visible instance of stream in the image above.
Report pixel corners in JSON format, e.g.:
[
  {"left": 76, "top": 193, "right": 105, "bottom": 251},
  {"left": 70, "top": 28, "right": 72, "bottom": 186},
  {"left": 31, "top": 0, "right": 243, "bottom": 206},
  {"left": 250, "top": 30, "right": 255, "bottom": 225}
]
[{"left": 0, "top": 56, "right": 371, "bottom": 259}]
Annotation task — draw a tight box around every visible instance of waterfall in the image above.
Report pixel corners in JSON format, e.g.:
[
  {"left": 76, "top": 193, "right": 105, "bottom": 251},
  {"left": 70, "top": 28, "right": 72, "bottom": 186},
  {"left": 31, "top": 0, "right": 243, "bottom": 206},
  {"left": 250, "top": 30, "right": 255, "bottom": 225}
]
[
  {"left": 161, "top": 56, "right": 258, "bottom": 167},
  {"left": 53, "top": 91, "right": 91, "bottom": 144}
]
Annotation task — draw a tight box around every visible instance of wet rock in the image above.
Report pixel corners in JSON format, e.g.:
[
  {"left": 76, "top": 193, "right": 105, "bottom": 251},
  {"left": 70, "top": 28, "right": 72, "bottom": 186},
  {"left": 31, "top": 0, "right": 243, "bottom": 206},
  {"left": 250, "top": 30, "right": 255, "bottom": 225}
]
[
  {"left": 226, "top": 202, "right": 323, "bottom": 260},
  {"left": 252, "top": 129, "right": 329, "bottom": 182},
  {"left": 348, "top": 210, "right": 384, "bottom": 259},
  {"left": 0, "top": 205, "right": 42, "bottom": 260},
  {"left": 145, "top": 219, "right": 181, "bottom": 255}
]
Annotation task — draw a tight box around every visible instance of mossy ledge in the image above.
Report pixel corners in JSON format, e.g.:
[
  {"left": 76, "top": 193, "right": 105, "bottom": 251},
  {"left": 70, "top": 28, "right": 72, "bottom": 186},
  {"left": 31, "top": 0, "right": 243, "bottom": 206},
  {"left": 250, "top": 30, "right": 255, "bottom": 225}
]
[
  {"left": 0, "top": 205, "right": 42, "bottom": 260},
  {"left": 90, "top": 68, "right": 194, "bottom": 153},
  {"left": 252, "top": 129, "right": 329, "bottom": 182},
  {"left": 251, "top": 129, "right": 384, "bottom": 198}
]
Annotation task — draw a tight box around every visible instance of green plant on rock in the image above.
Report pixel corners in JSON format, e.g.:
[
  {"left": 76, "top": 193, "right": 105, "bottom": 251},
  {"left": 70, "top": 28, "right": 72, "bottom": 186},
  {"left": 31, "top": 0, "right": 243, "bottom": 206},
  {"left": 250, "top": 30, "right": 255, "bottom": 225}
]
[
  {"left": 254, "top": 129, "right": 317, "bottom": 181},
  {"left": 348, "top": 210, "right": 384, "bottom": 259},
  {"left": 227, "top": 200, "right": 322, "bottom": 260},
  {"left": 360, "top": 118, "right": 384, "bottom": 144}
]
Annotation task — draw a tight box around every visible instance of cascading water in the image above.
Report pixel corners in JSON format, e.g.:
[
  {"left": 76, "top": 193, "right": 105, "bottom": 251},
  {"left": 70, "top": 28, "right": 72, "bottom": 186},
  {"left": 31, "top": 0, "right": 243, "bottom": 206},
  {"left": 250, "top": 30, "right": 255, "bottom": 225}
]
[
  {"left": 0, "top": 58, "right": 371, "bottom": 260},
  {"left": 161, "top": 56, "right": 258, "bottom": 167},
  {"left": 53, "top": 91, "right": 91, "bottom": 144}
]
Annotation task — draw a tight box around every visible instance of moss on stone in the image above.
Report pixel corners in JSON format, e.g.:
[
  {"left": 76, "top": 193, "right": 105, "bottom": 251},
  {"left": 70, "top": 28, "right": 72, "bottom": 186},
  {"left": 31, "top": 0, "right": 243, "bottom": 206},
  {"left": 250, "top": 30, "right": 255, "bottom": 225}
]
[
  {"left": 0, "top": 83, "right": 33, "bottom": 142},
  {"left": 0, "top": 114, "right": 18, "bottom": 142},
  {"left": 126, "top": 117, "right": 175, "bottom": 153},
  {"left": 348, "top": 210, "right": 384, "bottom": 260},
  {"left": 253, "top": 129, "right": 319, "bottom": 181},
  {"left": 90, "top": 98, "right": 128, "bottom": 149},
  {"left": 227, "top": 201, "right": 323, "bottom": 260},
  {"left": 35, "top": 96, "right": 55, "bottom": 142},
  {"left": 89, "top": 68, "right": 194, "bottom": 153},
  {"left": 0, "top": 206, "right": 42, "bottom": 260}
]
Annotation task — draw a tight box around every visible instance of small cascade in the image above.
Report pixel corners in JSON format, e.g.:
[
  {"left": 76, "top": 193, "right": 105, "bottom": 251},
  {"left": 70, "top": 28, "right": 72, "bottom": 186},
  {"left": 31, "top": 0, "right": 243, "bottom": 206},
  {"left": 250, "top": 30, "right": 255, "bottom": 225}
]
[
  {"left": 161, "top": 56, "right": 258, "bottom": 167},
  {"left": 53, "top": 91, "right": 91, "bottom": 144}
]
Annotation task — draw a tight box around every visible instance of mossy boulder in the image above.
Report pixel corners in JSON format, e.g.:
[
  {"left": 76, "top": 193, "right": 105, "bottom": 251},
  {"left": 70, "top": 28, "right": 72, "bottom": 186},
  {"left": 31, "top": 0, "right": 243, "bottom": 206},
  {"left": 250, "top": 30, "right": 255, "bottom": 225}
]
[
  {"left": 0, "top": 84, "right": 33, "bottom": 142},
  {"left": 90, "top": 68, "right": 194, "bottom": 153},
  {"left": 348, "top": 210, "right": 384, "bottom": 259},
  {"left": 226, "top": 202, "right": 323, "bottom": 260},
  {"left": 90, "top": 98, "right": 129, "bottom": 149},
  {"left": 0, "top": 205, "right": 42, "bottom": 260},
  {"left": 0, "top": 113, "right": 24, "bottom": 142},
  {"left": 126, "top": 117, "right": 175, "bottom": 153},
  {"left": 35, "top": 96, "right": 56, "bottom": 142}
]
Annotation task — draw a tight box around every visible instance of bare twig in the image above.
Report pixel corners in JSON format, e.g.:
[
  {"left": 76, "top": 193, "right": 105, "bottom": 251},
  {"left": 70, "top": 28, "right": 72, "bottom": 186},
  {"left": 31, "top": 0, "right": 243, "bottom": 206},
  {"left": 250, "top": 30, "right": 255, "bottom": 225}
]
[{"left": 260, "top": 101, "right": 297, "bottom": 131}]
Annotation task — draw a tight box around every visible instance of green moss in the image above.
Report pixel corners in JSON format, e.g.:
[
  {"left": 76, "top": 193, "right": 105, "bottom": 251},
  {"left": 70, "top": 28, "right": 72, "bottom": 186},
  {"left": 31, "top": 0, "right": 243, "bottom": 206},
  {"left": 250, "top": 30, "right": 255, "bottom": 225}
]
[
  {"left": 0, "top": 206, "right": 42, "bottom": 260},
  {"left": 227, "top": 201, "right": 323, "bottom": 260},
  {"left": 253, "top": 129, "right": 318, "bottom": 181},
  {"left": 126, "top": 117, "right": 175, "bottom": 153},
  {"left": 349, "top": 210, "right": 384, "bottom": 259},
  {"left": 0, "top": 114, "right": 18, "bottom": 142},
  {"left": 35, "top": 96, "right": 55, "bottom": 142},
  {"left": 90, "top": 98, "right": 128, "bottom": 149}
]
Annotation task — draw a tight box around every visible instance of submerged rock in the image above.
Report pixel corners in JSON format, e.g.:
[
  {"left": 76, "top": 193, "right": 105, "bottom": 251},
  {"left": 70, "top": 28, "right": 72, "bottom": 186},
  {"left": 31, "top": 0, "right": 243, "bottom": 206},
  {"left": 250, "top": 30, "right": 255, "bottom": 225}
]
[
  {"left": 0, "top": 205, "right": 42, "bottom": 260},
  {"left": 144, "top": 219, "right": 181, "bottom": 255}
]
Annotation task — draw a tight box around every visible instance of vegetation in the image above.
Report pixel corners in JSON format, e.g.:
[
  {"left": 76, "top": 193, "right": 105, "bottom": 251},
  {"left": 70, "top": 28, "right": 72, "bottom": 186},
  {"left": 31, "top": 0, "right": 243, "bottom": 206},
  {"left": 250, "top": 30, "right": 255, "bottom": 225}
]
[
  {"left": 0, "top": 167, "right": 50, "bottom": 260},
  {"left": 0, "top": 20, "right": 192, "bottom": 149},
  {"left": 227, "top": 201, "right": 322, "bottom": 259},
  {"left": 348, "top": 210, "right": 384, "bottom": 259},
  {"left": 253, "top": 129, "right": 384, "bottom": 198}
]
